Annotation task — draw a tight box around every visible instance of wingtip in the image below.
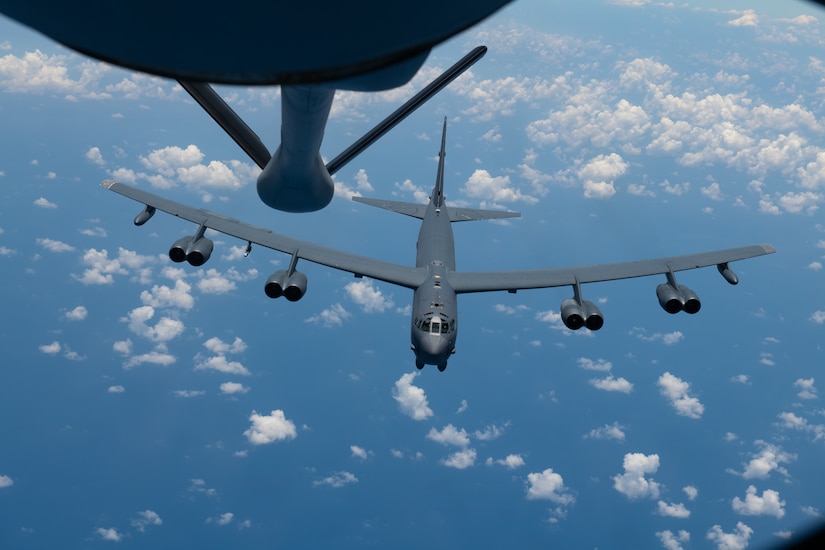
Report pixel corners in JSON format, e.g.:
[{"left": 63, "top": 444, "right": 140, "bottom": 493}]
[
  {"left": 760, "top": 244, "right": 777, "bottom": 254},
  {"left": 100, "top": 179, "right": 117, "bottom": 189}
]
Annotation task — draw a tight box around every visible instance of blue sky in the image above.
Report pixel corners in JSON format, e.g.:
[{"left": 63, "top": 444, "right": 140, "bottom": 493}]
[{"left": 1, "top": 1, "right": 824, "bottom": 548}]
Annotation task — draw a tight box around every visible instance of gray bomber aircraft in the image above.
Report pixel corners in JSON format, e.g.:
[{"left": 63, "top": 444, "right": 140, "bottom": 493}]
[{"left": 102, "top": 118, "right": 775, "bottom": 372}]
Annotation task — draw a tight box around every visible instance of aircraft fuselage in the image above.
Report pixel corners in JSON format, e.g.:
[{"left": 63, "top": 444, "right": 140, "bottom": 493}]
[{"left": 410, "top": 125, "right": 458, "bottom": 371}]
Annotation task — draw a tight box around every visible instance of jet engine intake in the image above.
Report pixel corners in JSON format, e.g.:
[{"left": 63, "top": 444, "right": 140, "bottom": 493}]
[
  {"left": 265, "top": 270, "right": 307, "bottom": 301},
  {"left": 168, "top": 236, "right": 213, "bottom": 266},
  {"left": 560, "top": 298, "right": 603, "bottom": 331},
  {"left": 656, "top": 283, "right": 701, "bottom": 314}
]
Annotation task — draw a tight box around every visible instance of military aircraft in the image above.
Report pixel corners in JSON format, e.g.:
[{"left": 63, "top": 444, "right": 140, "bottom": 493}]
[{"left": 102, "top": 117, "right": 774, "bottom": 371}]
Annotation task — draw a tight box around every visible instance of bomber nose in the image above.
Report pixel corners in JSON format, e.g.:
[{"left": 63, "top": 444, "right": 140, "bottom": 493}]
[{"left": 419, "top": 335, "right": 449, "bottom": 361}]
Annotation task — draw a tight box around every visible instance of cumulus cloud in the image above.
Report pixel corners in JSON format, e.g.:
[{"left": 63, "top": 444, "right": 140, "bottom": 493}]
[
  {"left": 584, "top": 422, "right": 626, "bottom": 441},
  {"left": 589, "top": 375, "right": 633, "bottom": 393},
  {"left": 313, "top": 471, "right": 358, "bottom": 488},
  {"left": 706, "top": 522, "right": 752, "bottom": 550},
  {"left": 392, "top": 372, "right": 433, "bottom": 421},
  {"left": 64, "top": 305, "right": 88, "bottom": 321},
  {"left": 220, "top": 382, "right": 249, "bottom": 395},
  {"left": 94, "top": 527, "right": 123, "bottom": 542},
  {"left": 427, "top": 425, "right": 470, "bottom": 447},
  {"left": 658, "top": 372, "right": 704, "bottom": 419},
  {"left": 728, "top": 441, "right": 795, "bottom": 479},
  {"left": 657, "top": 530, "right": 690, "bottom": 550},
  {"left": 107, "top": 385, "right": 125, "bottom": 393},
  {"left": 683, "top": 486, "right": 698, "bottom": 501},
  {"left": 657, "top": 500, "right": 691, "bottom": 518},
  {"left": 204, "top": 336, "right": 247, "bottom": 355},
  {"left": 577, "top": 153, "right": 627, "bottom": 199},
  {"left": 33, "top": 197, "right": 57, "bottom": 209},
  {"left": 794, "top": 378, "right": 817, "bottom": 399},
  {"left": 350, "top": 445, "right": 370, "bottom": 460},
  {"left": 0, "top": 475, "right": 13, "bottom": 488},
  {"left": 525, "top": 468, "right": 575, "bottom": 505},
  {"left": 345, "top": 279, "right": 394, "bottom": 312},
  {"left": 125, "top": 306, "right": 184, "bottom": 343},
  {"left": 577, "top": 357, "right": 613, "bottom": 371},
  {"left": 140, "top": 280, "right": 194, "bottom": 310},
  {"left": 76, "top": 247, "right": 154, "bottom": 285},
  {"left": 306, "top": 303, "right": 351, "bottom": 327},
  {"left": 131, "top": 509, "right": 162, "bottom": 532},
  {"left": 488, "top": 454, "right": 526, "bottom": 469},
  {"left": 195, "top": 355, "right": 249, "bottom": 376},
  {"left": 461, "top": 169, "right": 538, "bottom": 204},
  {"left": 732, "top": 485, "right": 785, "bottom": 518},
  {"left": 244, "top": 410, "right": 297, "bottom": 445},
  {"left": 123, "top": 350, "right": 176, "bottom": 369},
  {"left": 36, "top": 237, "right": 74, "bottom": 252},
  {"left": 442, "top": 448, "right": 477, "bottom": 469},
  {"left": 39, "top": 341, "right": 61, "bottom": 355},
  {"left": 613, "top": 453, "right": 660, "bottom": 500}
]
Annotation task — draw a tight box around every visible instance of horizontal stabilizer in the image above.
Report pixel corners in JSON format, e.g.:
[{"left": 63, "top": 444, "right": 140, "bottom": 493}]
[
  {"left": 448, "top": 207, "right": 520, "bottom": 222},
  {"left": 353, "top": 196, "right": 520, "bottom": 222},
  {"left": 352, "top": 197, "right": 428, "bottom": 219}
]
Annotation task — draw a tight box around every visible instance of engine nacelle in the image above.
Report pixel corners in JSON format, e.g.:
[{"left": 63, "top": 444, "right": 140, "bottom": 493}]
[
  {"left": 283, "top": 271, "right": 307, "bottom": 302},
  {"left": 186, "top": 237, "right": 213, "bottom": 266},
  {"left": 169, "top": 236, "right": 213, "bottom": 266},
  {"left": 169, "top": 236, "right": 194, "bottom": 263},
  {"left": 265, "top": 270, "right": 288, "bottom": 298},
  {"left": 656, "top": 283, "right": 701, "bottom": 314},
  {"left": 560, "top": 299, "right": 604, "bottom": 331}
]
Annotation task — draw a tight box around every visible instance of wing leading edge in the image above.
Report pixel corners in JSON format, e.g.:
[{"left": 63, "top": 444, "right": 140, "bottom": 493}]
[
  {"left": 101, "top": 180, "right": 426, "bottom": 289},
  {"left": 447, "top": 244, "right": 775, "bottom": 294}
]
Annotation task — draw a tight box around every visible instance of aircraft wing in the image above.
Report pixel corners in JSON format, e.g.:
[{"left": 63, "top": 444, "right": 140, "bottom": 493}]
[
  {"left": 447, "top": 245, "right": 775, "bottom": 294},
  {"left": 101, "top": 180, "right": 427, "bottom": 289}
]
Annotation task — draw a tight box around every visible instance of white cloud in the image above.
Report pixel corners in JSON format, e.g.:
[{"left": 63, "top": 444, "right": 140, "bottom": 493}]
[
  {"left": 427, "top": 425, "right": 470, "bottom": 447},
  {"left": 350, "top": 445, "right": 369, "bottom": 460},
  {"left": 123, "top": 351, "right": 176, "bottom": 369},
  {"left": 140, "top": 280, "right": 194, "bottom": 310},
  {"left": 706, "top": 522, "right": 753, "bottom": 550},
  {"left": 657, "top": 530, "right": 690, "bottom": 550},
  {"left": 658, "top": 372, "right": 704, "bottom": 419},
  {"left": 491, "top": 454, "right": 525, "bottom": 469},
  {"left": 131, "top": 509, "right": 162, "bottom": 532},
  {"left": 613, "top": 452, "right": 660, "bottom": 500},
  {"left": 195, "top": 355, "right": 250, "bottom": 376},
  {"left": 794, "top": 378, "right": 818, "bottom": 399},
  {"left": 728, "top": 9, "right": 758, "bottom": 27},
  {"left": 0, "top": 475, "right": 13, "bottom": 488},
  {"left": 630, "top": 328, "right": 684, "bottom": 346},
  {"left": 657, "top": 500, "right": 691, "bottom": 518},
  {"left": 525, "top": 468, "right": 575, "bottom": 505},
  {"left": 219, "top": 382, "right": 249, "bottom": 395},
  {"left": 86, "top": 146, "right": 104, "bottom": 165},
  {"left": 244, "top": 410, "right": 297, "bottom": 445},
  {"left": 313, "top": 471, "right": 358, "bottom": 488},
  {"left": 125, "top": 306, "right": 184, "bottom": 343},
  {"left": 577, "top": 153, "right": 627, "bottom": 199},
  {"left": 64, "top": 306, "right": 88, "bottom": 321},
  {"left": 461, "top": 169, "right": 538, "bottom": 205},
  {"left": 197, "top": 269, "right": 237, "bottom": 294},
  {"left": 589, "top": 375, "right": 633, "bottom": 393},
  {"left": 36, "top": 238, "right": 74, "bottom": 252},
  {"left": 94, "top": 527, "right": 123, "bottom": 542},
  {"left": 577, "top": 357, "right": 612, "bottom": 371},
  {"left": 810, "top": 311, "right": 825, "bottom": 324},
  {"left": 392, "top": 372, "right": 433, "bottom": 421},
  {"left": 33, "top": 197, "right": 57, "bottom": 209},
  {"left": 345, "top": 279, "right": 394, "bottom": 313},
  {"left": 204, "top": 336, "right": 247, "bottom": 355},
  {"left": 76, "top": 247, "right": 155, "bottom": 286},
  {"left": 442, "top": 448, "right": 477, "bottom": 469},
  {"left": 456, "top": 399, "right": 468, "bottom": 414},
  {"left": 729, "top": 441, "right": 795, "bottom": 479},
  {"left": 683, "top": 485, "right": 698, "bottom": 501},
  {"left": 107, "top": 385, "right": 125, "bottom": 393},
  {"left": 306, "top": 303, "right": 351, "bottom": 327},
  {"left": 584, "top": 422, "right": 626, "bottom": 441},
  {"left": 174, "top": 390, "right": 205, "bottom": 398},
  {"left": 214, "top": 512, "right": 234, "bottom": 526},
  {"left": 474, "top": 423, "right": 507, "bottom": 441},
  {"left": 39, "top": 341, "right": 61, "bottom": 355},
  {"left": 732, "top": 485, "right": 786, "bottom": 518}
]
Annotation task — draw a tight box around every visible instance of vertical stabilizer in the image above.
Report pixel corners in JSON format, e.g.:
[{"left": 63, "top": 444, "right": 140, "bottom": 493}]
[{"left": 433, "top": 117, "right": 447, "bottom": 207}]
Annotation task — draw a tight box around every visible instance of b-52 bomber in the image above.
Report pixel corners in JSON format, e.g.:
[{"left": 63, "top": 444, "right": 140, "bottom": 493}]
[{"left": 102, "top": 118, "right": 775, "bottom": 372}]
